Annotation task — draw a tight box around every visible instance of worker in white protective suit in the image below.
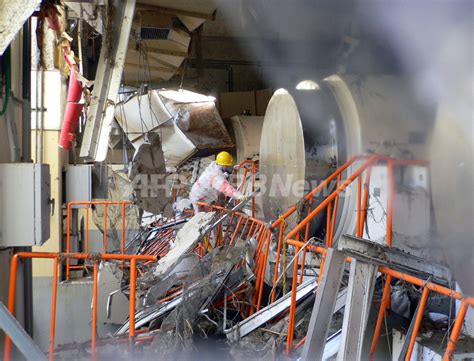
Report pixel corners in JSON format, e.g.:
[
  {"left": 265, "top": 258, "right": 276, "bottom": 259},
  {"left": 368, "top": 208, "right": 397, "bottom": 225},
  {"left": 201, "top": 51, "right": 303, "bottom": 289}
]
[{"left": 189, "top": 151, "right": 244, "bottom": 213}]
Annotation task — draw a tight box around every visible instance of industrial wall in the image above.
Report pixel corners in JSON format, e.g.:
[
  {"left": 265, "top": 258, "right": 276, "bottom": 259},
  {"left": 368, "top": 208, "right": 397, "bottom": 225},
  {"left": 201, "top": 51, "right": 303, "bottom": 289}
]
[{"left": 0, "top": 30, "right": 26, "bottom": 351}]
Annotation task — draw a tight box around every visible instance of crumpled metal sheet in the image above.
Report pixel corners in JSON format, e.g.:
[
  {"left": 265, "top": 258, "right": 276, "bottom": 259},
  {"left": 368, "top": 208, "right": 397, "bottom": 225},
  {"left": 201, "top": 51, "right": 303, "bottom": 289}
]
[
  {"left": 161, "top": 92, "right": 233, "bottom": 155},
  {"left": 115, "top": 89, "right": 233, "bottom": 168}
]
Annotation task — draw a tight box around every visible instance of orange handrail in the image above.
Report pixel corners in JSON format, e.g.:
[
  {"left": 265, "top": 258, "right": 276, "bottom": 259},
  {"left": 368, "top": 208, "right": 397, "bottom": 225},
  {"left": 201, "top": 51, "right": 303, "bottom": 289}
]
[
  {"left": 236, "top": 159, "right": 258, "bottom": 218},
  {"left": 285, "top": 238, "right": 474, "bottom": 358},
  {"left": 3, "top": 252, "right": 157, "bottom": 361},
  {"left": 66, "top": 201, "right": 133, "bottom": 280},
  {"left": 244, "top": 154, "right": 438, "bottom": 356},
  {"left": 266, "top": 156, "right": 429, "bottom": 307}
]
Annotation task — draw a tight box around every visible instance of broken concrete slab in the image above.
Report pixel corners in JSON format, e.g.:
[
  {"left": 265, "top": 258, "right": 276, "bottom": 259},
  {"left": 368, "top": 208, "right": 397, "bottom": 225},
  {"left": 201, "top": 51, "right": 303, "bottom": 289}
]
[{"left": 151, "top": 211, "right": 216, "bottom": 279}]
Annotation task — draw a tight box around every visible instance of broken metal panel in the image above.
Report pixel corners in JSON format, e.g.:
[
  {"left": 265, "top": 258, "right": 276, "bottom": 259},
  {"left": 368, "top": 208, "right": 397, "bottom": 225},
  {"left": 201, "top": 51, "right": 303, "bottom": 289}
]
[
  {"left": 161, "top": 90, "right": 233, "bottom": 154},
  {"left": 177, "top": 15, "right": 206, "bottom": 32},
  {"left": 226, "top": 279, "right": 317, "bottom": 341},
  {"left": 128, "top": 133, "right": 170, "bottom": 214},
  {"left": 124, "top": 48, "right": 181, "bottom": 82},
  {"left": 115, "top": 89, "right": 233, "bottom": 168},
  {"left": 115, "top": 90, "right": 172, "bottom": 141},
  {"left": 147, "top": 120, "right": 197, "bottom": 168},
  {"left": 98, "top": 263, "right": 129, "bottom": 326},
  {"left": 79, "top": 0, "right": 136, "bottom": 162},
  {"left": 0, "top": 0, "right": 40, "bottom": 55},
  {"left": 124, "top": 9, "right": 191, "bottom": 82}
]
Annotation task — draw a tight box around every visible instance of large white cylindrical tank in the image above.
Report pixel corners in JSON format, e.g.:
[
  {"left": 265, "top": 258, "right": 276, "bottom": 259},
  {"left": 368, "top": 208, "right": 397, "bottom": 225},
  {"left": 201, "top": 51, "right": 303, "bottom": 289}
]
[
  {"left": 259, "top": 75, "right": 434, "bottom": 242},
  {"left": 259, "top": 89, "right": 306, "bottom": 222}
]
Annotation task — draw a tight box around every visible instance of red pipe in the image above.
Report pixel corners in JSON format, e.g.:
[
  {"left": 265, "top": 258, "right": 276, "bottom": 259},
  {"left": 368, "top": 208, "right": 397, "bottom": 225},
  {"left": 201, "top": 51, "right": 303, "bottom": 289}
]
[{"left": 59, "top": 69, "right": 84, "bottom": 149}]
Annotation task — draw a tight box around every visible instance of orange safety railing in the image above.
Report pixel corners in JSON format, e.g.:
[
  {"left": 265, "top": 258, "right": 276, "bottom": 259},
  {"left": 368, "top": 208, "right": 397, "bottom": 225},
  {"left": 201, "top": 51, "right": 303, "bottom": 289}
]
[
  {"left": 285, "top": 239, "right": 474, "bottom": 360},
  {"left": 196, "top": 202, "right": 267, "bottom": 252},
  {"left": 3, "top": 252, "right": 158, "bottom": 361},
  {"left": 196, "top": 201, "right": 270, "bottom": 316},
  {"left": 253, "top": 155, "right": 431, "bottom": 310},
  {"left": 253, "top": 154, "right": 472, "bottom": 359},
  {"left": 236, "top": 159, "right": 258, "bottom": 218},
  {"left": 66, "top": 201, "right": 133, "bottom": 280}
]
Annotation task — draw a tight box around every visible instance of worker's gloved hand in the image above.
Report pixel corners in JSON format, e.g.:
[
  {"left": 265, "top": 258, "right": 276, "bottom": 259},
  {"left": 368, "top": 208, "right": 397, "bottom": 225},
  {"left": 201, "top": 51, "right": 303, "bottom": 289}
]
[{"left": 233, "top": 165, "right": 241, "bottom": 172}]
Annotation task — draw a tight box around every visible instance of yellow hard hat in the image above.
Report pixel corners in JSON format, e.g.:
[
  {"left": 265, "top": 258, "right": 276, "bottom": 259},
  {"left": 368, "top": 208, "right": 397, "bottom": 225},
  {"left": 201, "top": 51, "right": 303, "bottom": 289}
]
[{"left": 216, "top": 151, "right": 235, "bottom": 166}]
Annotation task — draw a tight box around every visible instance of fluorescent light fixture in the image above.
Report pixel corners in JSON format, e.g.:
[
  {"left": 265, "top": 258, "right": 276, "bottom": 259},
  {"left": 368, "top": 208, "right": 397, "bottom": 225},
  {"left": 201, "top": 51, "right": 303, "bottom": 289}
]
[{"left": 296, "top": 80, "right": 320, "bottom": 90}]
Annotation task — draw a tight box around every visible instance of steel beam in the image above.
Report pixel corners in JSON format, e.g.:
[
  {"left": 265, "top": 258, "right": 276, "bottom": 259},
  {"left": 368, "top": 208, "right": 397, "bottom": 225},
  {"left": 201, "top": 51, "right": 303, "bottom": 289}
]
[
  {"left": 339, "top": 235, "right": 451, "bottom": 284},
  {"left": 227, "top": 279, "right": 317, "bottom": 341},
  {"left": 0, "top": 301, "right": 46, "bottom": 361},
  {"left": 301, "top": 248, "right": 346, "bottom": 361},
  {"left": 336, "top": 259, "right": 377, "bottom": 361},
  {"left": 79, "top": 0, "right": 136, "bottom": 161}
]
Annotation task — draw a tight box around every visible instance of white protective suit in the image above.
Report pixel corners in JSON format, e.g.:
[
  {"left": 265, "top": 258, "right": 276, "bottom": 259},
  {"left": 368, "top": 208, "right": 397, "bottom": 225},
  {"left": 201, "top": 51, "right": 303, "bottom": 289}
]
[{"left": 189, "top": 161, "right": 243, "bottom": 211}]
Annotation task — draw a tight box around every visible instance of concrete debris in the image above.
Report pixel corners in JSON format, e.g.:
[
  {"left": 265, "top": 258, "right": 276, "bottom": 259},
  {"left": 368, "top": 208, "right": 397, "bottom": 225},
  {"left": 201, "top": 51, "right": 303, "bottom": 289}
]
[
  {"left": 151, "top": 212, "right": 216, "bottom": 279},
  {"left": 128, "top": 133, "right": 169, "bottom": 214}
]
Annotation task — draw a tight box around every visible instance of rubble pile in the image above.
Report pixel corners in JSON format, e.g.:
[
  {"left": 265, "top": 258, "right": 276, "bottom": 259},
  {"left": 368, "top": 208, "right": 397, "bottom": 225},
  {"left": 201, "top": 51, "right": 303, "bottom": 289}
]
[{"left": 54, "top": 195, "right": 332, "bottom": 361}]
